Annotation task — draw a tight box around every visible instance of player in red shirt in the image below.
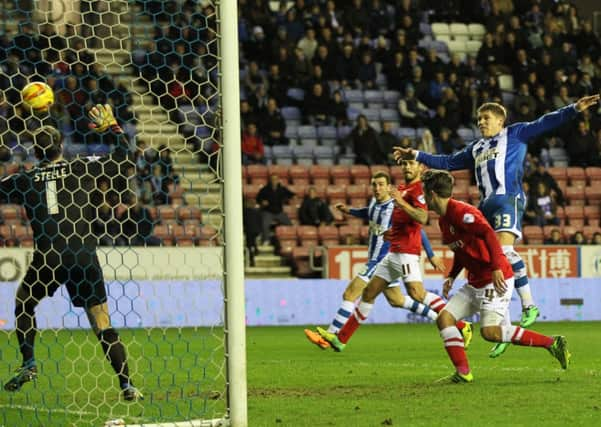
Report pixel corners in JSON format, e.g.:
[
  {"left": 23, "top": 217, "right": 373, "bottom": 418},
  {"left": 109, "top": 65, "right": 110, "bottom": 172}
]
[
  {"left": 421, "top": 170, "right": 570, "bottom": 382},
  {"left": 318, "top": 160, "right": 472, "bottom": 351}
]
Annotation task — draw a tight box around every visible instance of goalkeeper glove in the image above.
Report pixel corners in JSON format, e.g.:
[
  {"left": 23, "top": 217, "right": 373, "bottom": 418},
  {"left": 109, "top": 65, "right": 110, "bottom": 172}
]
[{"left": 88, "top": 104, "right": 121, "bottom": 133}]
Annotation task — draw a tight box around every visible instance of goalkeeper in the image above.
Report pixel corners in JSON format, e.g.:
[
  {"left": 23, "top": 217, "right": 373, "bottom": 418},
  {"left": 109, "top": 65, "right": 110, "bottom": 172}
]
[{"left": 1, "top": 105, "right": 143, "bottom": 401}]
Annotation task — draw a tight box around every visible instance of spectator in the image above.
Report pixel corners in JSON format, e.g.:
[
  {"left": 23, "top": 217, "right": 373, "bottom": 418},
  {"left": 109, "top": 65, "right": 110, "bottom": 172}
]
[
  {"left": 297, "top": 27, "right": 318, "bottom": 61},
  {"left": 243, "top": 197, "right": 262, "bottom": 266},
  {"left": 569, "top": 231, "right": 587, "bottom": 245},
  {"left": 398, "top": 84, "right": 429, "bottom": 128},
  {"left": 331, "top": 90, "right": 348, "bottom": 126},
  {"left": 544, "top": 227, "right": 563, "bottom": 245},
  {"left": 590, "top": 232, "right": 601, "bottom": 246},
  {"left": 358, "top": 51, "right": 377, "bottom": 89},
  {"left": 291, "top": 47, "right": 312, "bottom": 88},
  {"left": 149, "top": 164, "right": 170, "bottom": 205},
  {"left": 528, "top": 163, "right": 565, "bottom": 206},
  {"left": 298, "top": 187, "right": 334, "bottom": 226},
  {"left": 566, "top": 120, "right": 596, "bottom": 167},
  {"left": 532, "top": 182, "right": 560, "bottom": 227},
  {"left": 553, "top": 85, "right": 574, "bottom": 109},
  {"left": 256, "top": 174, "right": 294, "bottom": 244},
  {"left": 259, "top": 97, "right": 287, "bottom": 146},
  {"left": 241, "top": 122, "right": 266, "bottom": 165},
  {"left": 346, "top": 114, "right": 384, "bottom": 165},
  {"left": 303, "top": 82, "right": 332, "bottom": 125},
  {"left": 378, "top": 121, "right": 399, "bottom": 164},
  {"left": 384, "top": 51, "right": 410, "bottom": 92},
  {"left": 336, "top": 43, "right": 360, "bottom": 89},
  {"left": 513, "top": 83, "right": 536, "bottom": 115},
  {"left": 417, "top": 128, "right": 436, "bottom": 154},
  {"left": 117, "top": 196, "right": 161, "bottom": 246}
]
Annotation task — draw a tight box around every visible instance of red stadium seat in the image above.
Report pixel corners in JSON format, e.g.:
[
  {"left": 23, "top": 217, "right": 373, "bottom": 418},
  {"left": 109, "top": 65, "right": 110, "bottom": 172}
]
[
  {"left": 309, "top": 165, "right": 330, "bottom": 186},
  {"left": 584, "top": 186, "right": 601, "bottom": 206},
  {"left": 198, "top": 225, "right": 219, "bottom": 246},
  {"left": 318, "top": 225, "right": 339, "bottom": 246},
  {"left": 339, "top": 224, "right": 361, "bottom": 245},
  {"left": 330, "top": 165, "right": 351, "bottom": 185},
  {"left": 423, "top": 224, "right": 442, "bottom": 243},
  {"left": 243, "top": 183, "right": 263, "bottom": 201},
  {"left": 1, "top": 204, "right": 21, "bottom": 222},
  {"left": 177, "top": 206, "right": 202, "bottom": 222},
  {"left": 275, "top": 225, "right": 298, "bottom": 256},
  {"left": 567, "top": 167, "right": 586, "bottom": 188},
  {"left": 291, "top": 246, "right": 319, "bottom": 278},
  {"left": 561, "top": 225, "right": 578, "bottom": 242},
  {"left": 451, "top": 170, "right": 471, "bottom": 187},
  {"left": 585, "top": 167, "right": 601, "bottom": 186},
  {"left": 268, "top": 164, "right": 291, "bottom": 184},
  {"left": 584, "top": 205, "right": 600, "bottom": 226},
  {"left": 297, "top": 225, "right": 319, "bottom": 246},
  {"left": 326, "top": 185, "right": 347, "bottom": 205},
  {"left": 283, "top": 204, "right": 299, "bottom": 224},
  {"left": 523, "top": 225, "right": 544, "bottom": 244},
  {"left": 347, "top": 184, "right": 369, "bottom": 206},
  {"left": 157, "top": 205, "right": 176, "bottom": 221},
  {"left": 0, "top": 224, "right": 12, "bottom": 239},
  {"left": 350, "top": 165, "right": 371, "bottom": 185},
  {"left": 289, "top": 165, "right": 310, "bottom": 185},
  {"left": 247, "top": 164, "right": 269, "bottom": 185},
  {"left": 389, "top": 167, "right": 404, "bottom": 185},
  {"left": 582, "top": 226, "right": 600, "bottom": 241},
  {"left": 564, "top": 205, "right": 585, "bottom": 227},
  {"left": 542, "top": 225, "right": 562, "bottom": 240},
  {"left": 369, "top": 165, "right": 390, "bottom": 178},
  {"left": 428, "top": 210, "right": 440, "bottom": 225},
  {"left": 565, "top": 186, "right": 586, "bottom": 206}
]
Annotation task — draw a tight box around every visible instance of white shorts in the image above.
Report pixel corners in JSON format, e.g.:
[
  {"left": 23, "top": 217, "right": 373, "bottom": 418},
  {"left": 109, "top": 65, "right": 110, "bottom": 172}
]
[
  {"left": 444, "top": 277, "right": 515, "bottom": 327},
  {"left": 373, "top": 252, "right": 422, "bottom": 284}
]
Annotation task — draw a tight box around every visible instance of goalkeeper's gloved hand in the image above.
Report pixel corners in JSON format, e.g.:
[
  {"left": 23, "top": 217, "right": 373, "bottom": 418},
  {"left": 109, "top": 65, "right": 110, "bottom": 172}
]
[{"left": 88, "top": 104, "right": 120, "bottom": 132}]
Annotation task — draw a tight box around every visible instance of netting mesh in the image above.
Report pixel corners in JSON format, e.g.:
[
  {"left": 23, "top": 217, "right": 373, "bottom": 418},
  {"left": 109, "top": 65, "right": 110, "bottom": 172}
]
[{"left": 0, "top": 1, "right": 226, "bottom": 425}]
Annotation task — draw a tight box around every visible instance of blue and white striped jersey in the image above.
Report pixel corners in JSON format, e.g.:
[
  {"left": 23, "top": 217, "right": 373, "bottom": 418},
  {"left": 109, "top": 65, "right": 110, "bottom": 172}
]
[
  {"left": 349, "top": 197, "right": 435, "bottom": 262},
  {"left": 416, "top": 104, "right": 578, "bottom": 202},
  {"left": 349, "top": 197, "right": 394, "bottom": 262}
]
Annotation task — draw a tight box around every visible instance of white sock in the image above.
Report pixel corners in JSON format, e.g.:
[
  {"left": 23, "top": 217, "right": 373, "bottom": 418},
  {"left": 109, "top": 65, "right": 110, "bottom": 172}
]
[
  {"left": 354, "top": 301, "right": 374, "bottom": 323},
  {"left": 502, "top": 245, "right": 534, "bottom": 308},
  {"left": 402, "top": 295, "right": 438, "bottom": 320},
  {"left": 327, "top": 300, "right": 355, "bottom": 333},
  {"left": 423, "top": 291, "right": 446, "bottom": 313}
]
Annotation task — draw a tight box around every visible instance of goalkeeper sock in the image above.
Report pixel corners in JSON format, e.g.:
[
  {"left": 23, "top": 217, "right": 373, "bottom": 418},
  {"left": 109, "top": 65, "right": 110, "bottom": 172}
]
[
  {"left": 97, "top": 328, "right": 131, "bottom": 388},
  {"left": 327, "top": 300, "right": 355, "bottom": 333},
  {"left": 15, "top": 299, "right": 38, "bottom": 366}
]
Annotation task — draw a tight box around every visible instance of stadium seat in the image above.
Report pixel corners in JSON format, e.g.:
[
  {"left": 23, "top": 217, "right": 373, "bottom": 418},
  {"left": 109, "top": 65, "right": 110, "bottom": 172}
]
[
  {"left": 177, "top": 206, "right": 202, "bottom": 222},
  {"left": 547, "top": 167, "right": 568, "bottom": 187},
  {"left": 453, "top": 183, "right": 470, "bottom": 203},
  {"left": 287, "top": 87, "right": 305, "bottom": 102},
  {"left": 359, "top": 225, "right": 370, "bottom": 244},
  {"left": 370, "top": 165, "right": 389, "bottom": 177},
  {"left": 330, "top": 165, "right": 351, "bottom": 185},
  {"left": 584, "top": 186, "right": 601, "bottom": 207},
  {"left": 313, "top": 146, "right": 337, "bottom": 165},
  {"left": 317, "top": 126, "right": 337, "bottom": 146},
  {"left": 153, "top": 224, "right": 172, "bottom": 244},
  {"left": 465, "top": 40, "right": 482, "bottom": 54},
  {"left": 396, "top": 127, "right": 416, "bottom": 139},
  {"left": 298, "top": 125, "right": 318, "bottom": 146},
  {"left": 318, "top": 225, "right": 339, "bottom": 246},
  {"left": 326, "top": 185, "right": 347, "bottom": 205},
  {"left": 583, "top": 225, "right": 601, "bottom": 241},
  {"left": 585, "top": 167, "right": 601, "bottom": 186},
  {"left": 338, "top": 152, "right": 357, "bottom": 166},
  {"left": 268, "top": 164, "right": 291, "bottom": 183},
  {"left": 363, "top": 108, "right": 380, "bottom": 122},
  {"left": 390, "top": 168, "right": 404, "bottom": 185},
  {"left": 276, "top": 225, "right": 298, "bottom": 256},
  {"left": 287, "top": 184, "right": 307, "bottom": 200},
  {"left": 451, "top": 169, "right": 471, "bottom": 184},
  {"left": 564, "top": 205, "right": 585, "bottom": 227},
  {"left": 337, "top": 125, "right": 352, "bottom": 140},
  {"left": 350, "top": 165, "right": 371, "bottom": 185},
  {"left": 1, "top": 204, "right": 21, "bottom": 223},
  {"left": 523, "top": 225, "right": 544, "bottom": 244},
  {"left": 198, "top": 225, "right": 219, "bottom": 246},
  {"left": 309, "top": 165, "right": 330, "bottom": 186},
  {"left": 364, "top": 90, "right": 385, "bottom": 107},
  {"left": 343, "top": 89, "right": 364, "bottom": 104},
  {"left": 281, "top": 106, "right": 302, "bottom": 125},
  {"left": 419, "top": 22, "right": 432, "bottom": 36},
  {"left": 291, "top": 246, "right": 319, "bottom": 278},
  {"left": 157, "top": 205, "right": 176, "bottom": 221},
  {"left": 431, "top": 22, "right": 450, "bottom": 39},
  {"left": 498, "top": 74, "right": 514, "bottom": 91},
  {"left": 457, "top": 127, "right": 475, "bottom": 142},
  {"left": 467, "top": 23, "right": 486, "bottom": 39},
  {"left": 297, "top": 225, "right": 319, "bottom": 246},
  {"left": 565, "top": 186, "right": 586, "bottom": 206},
  {"left": 449, "top": 22, "right": 469, "bottom": 38},
  {"left": 447, "top": 40, "right": 467, "bottom": 54},
  {"left": 284, "top": 125, "right": 299, "bottom": 142},
  {"left": 383, "top": 90, "right": 401, "bottom": 108},
  {"left": 283, "top": 204, "right": 298, "bottom": 224},
  {"left": 567, "top": 167, "right": 587, "bottom": 188},
  {"left": 380, "top": 109, "right": 401, "bottom": 125},
  {"left": 584, "top": 205, "right": 600, "bottom": 226},
  {"left": 339, "top": 224, "right": 361, "bottom": 245},
  {"left": 292, "top": 145, "right": 314, "bottom": 166},
  {"left": 428, "top": 210, "right": 440, "bottom": 225},
  {"left": 347, "top": 184, "right": 369, "bottom": 205},
  {"left": 247, "top": 164, "right": 269, "bottom": 184},
  {"left": 289, "top": 165, "right": 310, "bottom": 185},
  {"left": 243, "top": 183, "right": 262, "bottom": 200}
]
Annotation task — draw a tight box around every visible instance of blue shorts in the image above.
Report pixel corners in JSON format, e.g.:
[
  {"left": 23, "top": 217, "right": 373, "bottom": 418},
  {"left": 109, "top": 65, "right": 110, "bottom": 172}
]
[{"left": 479, "top": 194, "right": 525, "bottom": 240}]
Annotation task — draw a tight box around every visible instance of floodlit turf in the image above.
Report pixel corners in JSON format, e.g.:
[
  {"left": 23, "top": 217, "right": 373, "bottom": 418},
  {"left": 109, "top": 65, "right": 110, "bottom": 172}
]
[{"left": 1, "top": 322, "right": 600, "bottom": 426}]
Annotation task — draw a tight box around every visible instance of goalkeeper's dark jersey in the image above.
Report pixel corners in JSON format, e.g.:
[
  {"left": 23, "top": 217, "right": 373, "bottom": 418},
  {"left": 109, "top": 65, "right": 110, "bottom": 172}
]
[{"left": 0, "top": 135, "right": 131, "bottom": 255}]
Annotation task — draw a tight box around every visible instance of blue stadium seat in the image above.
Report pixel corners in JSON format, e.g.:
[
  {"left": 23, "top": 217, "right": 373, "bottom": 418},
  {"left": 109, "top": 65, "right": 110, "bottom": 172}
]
[
  {"left": 293, "top": 145, "right": 314, "bottom": 166},
  {"left": 457, "top": 127, "right": 475, "bottom": 141},
  {"left": 396, "top": 127, "right": 416, "bottom": 139},
  {"left": 363, "top": 108, "right": 380, "bottom": 122},
  {"left": 271, "top": 145, "right": 294, "bottom": 165},
  {"left": 364, "top": 90, "right": 385, "bottom": 107},
  {"left": 286, "top": 87, "right": 305, "bottom": 102},
  {"left": 343, "top": 89, "right": 364, "bottom": 104},
  {"left": 285, "top": 125, "right": 299, "bottom": 143},
  {"left": 346, "top": 107, "right": 361, "bottom": 122},
  {"left": 297, "top": 125, "right": 318, "bottom": 146},
  {"left": 383, "top": 90, "right": 401, "bottom": 108},
  {"left": 337, "top": 126, "right": 352, "bottom": 140},
  {"left": 87, "top": 144, "right": 111, "bottom": 155},
  {"left": 313, "top": 146, "right": 337, "bottom": 165},
  {"left": 380, "top": 109, "right": 400, "bottom": 125},
  {"left": 281, "top": 107, "right": 302, "bottom": 126},
  {"left": 317, "top": 126, "right": 338, "bottom": 146}
]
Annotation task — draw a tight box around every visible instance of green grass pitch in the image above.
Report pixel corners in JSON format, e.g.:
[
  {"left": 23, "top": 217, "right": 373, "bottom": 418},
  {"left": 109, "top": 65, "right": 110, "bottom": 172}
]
[{"left": 1, "top": 322, "right": 600, "bottom": 426}]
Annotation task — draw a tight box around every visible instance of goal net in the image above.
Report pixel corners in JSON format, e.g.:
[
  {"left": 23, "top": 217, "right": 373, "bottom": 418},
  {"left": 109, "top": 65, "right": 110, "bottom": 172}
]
[{"left": 0, "top": 1, "right": 245, "bottom": 426}]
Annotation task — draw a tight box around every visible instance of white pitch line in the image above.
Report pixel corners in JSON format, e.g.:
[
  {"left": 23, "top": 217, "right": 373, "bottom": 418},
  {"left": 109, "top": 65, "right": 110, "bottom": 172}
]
[{"left": 0, "top": 404, "right": 147, "bottom": 423}]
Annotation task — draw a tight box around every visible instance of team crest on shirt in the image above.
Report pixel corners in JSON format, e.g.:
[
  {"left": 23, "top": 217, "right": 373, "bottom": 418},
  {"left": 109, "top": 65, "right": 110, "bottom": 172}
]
[
  {"left": 462, "top": 213, "right": 475, "bottom": 223},
  {"left": 418, "top": 194, "right": 425, "bottom": 204}
]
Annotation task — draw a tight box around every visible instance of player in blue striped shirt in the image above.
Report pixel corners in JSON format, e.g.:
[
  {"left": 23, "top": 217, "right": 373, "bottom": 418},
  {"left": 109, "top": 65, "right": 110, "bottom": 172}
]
[
  {"left": 304, "top": 171, "right": 447, "bottom": 349},
  {"left": 394, "top": 94, "right": 600, "bottom": 357}
]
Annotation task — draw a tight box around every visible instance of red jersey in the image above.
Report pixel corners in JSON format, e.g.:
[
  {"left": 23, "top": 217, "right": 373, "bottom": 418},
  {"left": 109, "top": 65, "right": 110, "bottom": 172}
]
[
  {"left": 389, "top": 180, "right": 426, "bottom": 255},
  {"left": 439, "top": 199, "right": 513, "bottom": 288}
]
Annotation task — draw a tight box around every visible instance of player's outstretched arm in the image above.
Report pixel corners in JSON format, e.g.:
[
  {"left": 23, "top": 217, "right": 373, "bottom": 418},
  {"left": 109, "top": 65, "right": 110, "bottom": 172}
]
[
  {"left": 575, "top": 94, "right": 600, "bottom": 112},
  {"left": 393, "top": 144, "right": 474, "bottom": 171}
]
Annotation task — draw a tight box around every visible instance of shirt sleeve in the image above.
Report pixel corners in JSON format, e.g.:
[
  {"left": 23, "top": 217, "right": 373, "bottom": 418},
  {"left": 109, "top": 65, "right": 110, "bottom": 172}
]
[
  {"left": 415, "top": 142, "right": 475, "bottom": 171},
  {"left": 510, "top": 104, "right": 578, "bottom": 142},
  {"left": 459, "top": 208, "right": 505, "bottom": 271},
  {"left": 420, "top": 229, "right": 434, "bottom": 259},
  {"left": 349, "top": 207, "right": 369, "bottom": 219}
]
